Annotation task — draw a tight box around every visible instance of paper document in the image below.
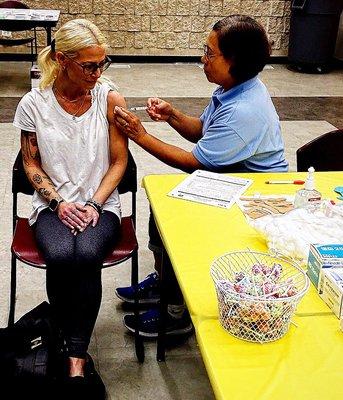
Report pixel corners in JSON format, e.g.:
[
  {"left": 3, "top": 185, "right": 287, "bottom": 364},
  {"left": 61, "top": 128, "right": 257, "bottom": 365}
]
[
  {"left": 168, "top": 170, "right": 252, "bottom": 209},
  {"left": 0, "top": 9, "right": 60, "bottom": 21}
]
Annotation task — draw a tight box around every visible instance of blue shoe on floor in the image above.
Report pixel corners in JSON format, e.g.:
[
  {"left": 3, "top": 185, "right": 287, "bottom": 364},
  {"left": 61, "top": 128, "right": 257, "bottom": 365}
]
[
  {"left": 115, "top": 272, "right": 160, "bottom": 305},
  {"left": 123, "top": 308, "right": 193, "bottom": 338}
]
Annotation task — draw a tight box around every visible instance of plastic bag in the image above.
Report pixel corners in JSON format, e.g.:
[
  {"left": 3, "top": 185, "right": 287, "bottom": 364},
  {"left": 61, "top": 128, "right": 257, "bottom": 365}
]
[{"left": 249, "top": 201, "right": 343, "bottom": 264}]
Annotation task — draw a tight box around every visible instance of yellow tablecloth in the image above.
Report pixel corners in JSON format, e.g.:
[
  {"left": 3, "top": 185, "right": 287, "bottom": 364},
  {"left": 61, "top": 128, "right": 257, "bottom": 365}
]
[
  {"left": 143, "top": 171, "right": 343, "bottom": 399},
  {"left": 143, "top": 172, "right": 342, "bottom": 318},
  {"left": 197, "top": 316, "right": 343, "bottom": 400}
]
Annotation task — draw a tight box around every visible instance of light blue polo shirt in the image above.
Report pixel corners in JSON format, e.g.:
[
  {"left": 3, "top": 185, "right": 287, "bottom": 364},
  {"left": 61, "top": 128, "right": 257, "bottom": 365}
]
[{"left": 192, "top": 76, "right": 288, "bottom": 172}]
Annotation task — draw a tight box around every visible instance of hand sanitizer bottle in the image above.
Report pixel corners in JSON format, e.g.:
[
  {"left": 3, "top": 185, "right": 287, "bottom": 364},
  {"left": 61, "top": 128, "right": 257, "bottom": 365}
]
[{"left": 294, "top": 166, "right": 322, "bottom": 208}]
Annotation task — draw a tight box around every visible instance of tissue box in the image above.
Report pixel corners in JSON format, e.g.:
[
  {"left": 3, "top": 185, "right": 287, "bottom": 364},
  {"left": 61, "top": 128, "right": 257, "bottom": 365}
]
[
  {"left": 318, "top": 268, "right": 343, "bottom": 318},
  {"left": 307, "top": 244, "right": 343, "bottom": 289}
]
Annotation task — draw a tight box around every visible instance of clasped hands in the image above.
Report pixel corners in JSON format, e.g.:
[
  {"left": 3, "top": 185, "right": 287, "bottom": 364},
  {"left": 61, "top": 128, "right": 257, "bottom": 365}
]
[
  {"left": 58, "top": 201, "right": 99, "bottom": 235},
  {"left": 113, "top": 98, "right": 173, "bottom": 140}
]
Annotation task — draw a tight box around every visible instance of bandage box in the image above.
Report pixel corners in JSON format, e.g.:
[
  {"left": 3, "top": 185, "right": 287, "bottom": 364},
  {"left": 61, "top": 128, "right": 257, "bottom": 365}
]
[
  {"left": 318, "top": 268, "right": 343, "bottom": 318},
  {"left": 307, "top": 244, "right": 343, "bottom": 289}
]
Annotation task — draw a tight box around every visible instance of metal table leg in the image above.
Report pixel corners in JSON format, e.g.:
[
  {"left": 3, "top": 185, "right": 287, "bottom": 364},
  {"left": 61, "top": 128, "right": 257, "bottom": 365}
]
[{"left": 157, "top": 248, "right": 169, "bottom": 361}]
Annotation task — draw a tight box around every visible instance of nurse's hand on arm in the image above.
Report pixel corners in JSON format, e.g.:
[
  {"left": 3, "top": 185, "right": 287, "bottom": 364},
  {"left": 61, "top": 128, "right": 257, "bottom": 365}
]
[
  {"left": 147, "top": 97, "right": 203, "bottom": 143},
  {"left": 113, "top": 106, "right": 203, "bottom": 173},
  {"left": 82, "top": 92, "right": 128, "bottom": 230},
  {"left": 20, "top": 130, "right": 88, "bottom": 233}
]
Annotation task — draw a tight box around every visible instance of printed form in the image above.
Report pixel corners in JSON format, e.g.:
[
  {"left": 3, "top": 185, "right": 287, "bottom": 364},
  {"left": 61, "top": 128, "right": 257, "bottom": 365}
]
[{"left": 168, "top": 170, "right": 252, "bottom": 209}]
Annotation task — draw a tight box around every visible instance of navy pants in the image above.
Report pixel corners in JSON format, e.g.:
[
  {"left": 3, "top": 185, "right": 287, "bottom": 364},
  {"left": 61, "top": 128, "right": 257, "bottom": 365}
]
[{"left": 148, "top": 208, "right": 183, "bottom": 304}]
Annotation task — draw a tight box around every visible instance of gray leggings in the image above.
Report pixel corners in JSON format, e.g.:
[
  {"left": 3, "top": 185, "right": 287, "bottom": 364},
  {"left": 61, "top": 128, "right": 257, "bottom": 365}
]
[{"left": 34, "top": 208, "right": 120, "bottom": 358}]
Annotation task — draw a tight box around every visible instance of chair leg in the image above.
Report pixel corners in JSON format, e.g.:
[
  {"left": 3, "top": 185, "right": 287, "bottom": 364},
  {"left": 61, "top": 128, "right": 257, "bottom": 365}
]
[
  {"left": 8, "top": 254, "right": 17, "bottom": 327},
  {"left": 131, "top": 251, "right": 144, "bottom": 363}
]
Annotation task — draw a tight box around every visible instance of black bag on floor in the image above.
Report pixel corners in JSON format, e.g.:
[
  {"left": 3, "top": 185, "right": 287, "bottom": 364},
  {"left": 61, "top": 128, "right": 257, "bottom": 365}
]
[{"left": 0, "top": 302, "right": 63, "bottom": 399}]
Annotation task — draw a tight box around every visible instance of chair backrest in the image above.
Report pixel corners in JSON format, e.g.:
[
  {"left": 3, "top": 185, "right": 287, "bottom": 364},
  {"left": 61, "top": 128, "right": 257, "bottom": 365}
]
[
  {"left": 296, "top": 129, "right": 343, "bottom": 172},
  {"left": 0, "top": 1, "right": 29, "bottom": 8},
  {"left": 12, "top": 149, "right": 137, "bottom": 227},
  {"left": 118, "top": 151, "right": 137, "bottom": 194}
]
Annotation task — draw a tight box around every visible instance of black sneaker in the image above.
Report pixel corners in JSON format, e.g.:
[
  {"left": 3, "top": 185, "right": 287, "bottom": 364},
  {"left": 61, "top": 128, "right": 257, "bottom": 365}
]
[
  {"left": 115, "top": 272, "right": 160, "bottom": 305},
  {"left": 123, "top": 308, "right": 193, "bottom": 338},
  {"left": 84, "top": 354, "right": 106, "bottom": 398},
  {"left": 62, "top": 355, "right": 106, "bottom": 400}
]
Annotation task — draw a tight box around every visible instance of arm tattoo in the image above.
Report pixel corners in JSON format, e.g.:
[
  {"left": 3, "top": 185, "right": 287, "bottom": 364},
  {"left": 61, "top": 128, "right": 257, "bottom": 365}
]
[
  {"left": 38, "top": 188, "right": 52, "bottom": 198},
  {"left": 29, "top": 137, "right": 37, "bottom": 147},
  {"left": 21, "top": 131, "right": 40, "bottom": 163},
  {"left": 32, "top": 174, "right": 43, "bottom": 184},
  {"left": 32, "top": 149, "right": 41, "bottom": 162},
  {"left": 21, "top": 130, "right": 57, "bottom": 200}
]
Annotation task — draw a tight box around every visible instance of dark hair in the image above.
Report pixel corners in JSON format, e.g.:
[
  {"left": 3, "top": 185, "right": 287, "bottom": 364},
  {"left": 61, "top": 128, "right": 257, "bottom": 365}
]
[{"left": 213, "top": 15, "right": 271, "bottom": 83}]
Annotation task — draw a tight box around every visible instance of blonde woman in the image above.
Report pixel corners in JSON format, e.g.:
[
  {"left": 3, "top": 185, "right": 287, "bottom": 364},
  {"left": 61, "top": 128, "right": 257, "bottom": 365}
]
[{"left": 13, "top": 19, "right": 127, "bottom": 397}]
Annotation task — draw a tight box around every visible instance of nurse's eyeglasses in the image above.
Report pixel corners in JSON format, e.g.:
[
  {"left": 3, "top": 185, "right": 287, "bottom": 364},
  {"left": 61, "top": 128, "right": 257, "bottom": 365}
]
[{"left": 203, "top": 44, "right": 223, "bottom": 61}]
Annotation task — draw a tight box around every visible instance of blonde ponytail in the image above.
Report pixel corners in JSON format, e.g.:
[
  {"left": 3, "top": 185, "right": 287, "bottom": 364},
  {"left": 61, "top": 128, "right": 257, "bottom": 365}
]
[{"left": 37, "top": 45, "right": 59, "bottom": 90}]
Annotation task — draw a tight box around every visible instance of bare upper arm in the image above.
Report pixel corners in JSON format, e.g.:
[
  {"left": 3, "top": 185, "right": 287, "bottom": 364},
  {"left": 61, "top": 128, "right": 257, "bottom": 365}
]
[
  {"left": 107, "top": 91, "right": 126, "bottom": 124},
  {"left": 106, "top": 91, "right": 128, "bottom": 164}
]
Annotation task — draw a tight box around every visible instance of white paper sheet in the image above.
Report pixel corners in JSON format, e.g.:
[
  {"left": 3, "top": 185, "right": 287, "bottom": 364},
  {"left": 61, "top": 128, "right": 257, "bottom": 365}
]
[
  {"left": 168, "top": 170, "right": 253, "bottom": 209},
  {"left": 0, "top": 9, "right": 60, "bottom": 21}
]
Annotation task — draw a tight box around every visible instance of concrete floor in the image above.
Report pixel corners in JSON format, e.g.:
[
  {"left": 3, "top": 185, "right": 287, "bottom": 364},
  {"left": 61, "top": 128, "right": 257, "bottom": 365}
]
[{"left": 0, "top": 61, "right": 342, "bottom": 399}]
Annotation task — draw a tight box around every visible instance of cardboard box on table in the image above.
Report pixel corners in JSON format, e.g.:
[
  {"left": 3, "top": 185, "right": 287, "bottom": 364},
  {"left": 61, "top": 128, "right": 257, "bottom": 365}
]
[
  {"left": 318, "top": 268, "right": 343, "bottom": 318},
  {"left": 307, "top": 244, "right": 343, "bottom": 289}
]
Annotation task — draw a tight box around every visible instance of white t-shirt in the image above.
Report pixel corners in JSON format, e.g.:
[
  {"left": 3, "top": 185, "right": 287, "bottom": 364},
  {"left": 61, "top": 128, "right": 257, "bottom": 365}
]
[{"left": 13, "top": 82, "right": 121, "bottom": 225}]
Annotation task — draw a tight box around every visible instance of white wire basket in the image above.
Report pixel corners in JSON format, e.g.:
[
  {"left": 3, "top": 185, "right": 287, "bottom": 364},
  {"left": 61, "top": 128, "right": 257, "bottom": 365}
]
[{"left": 210, "top": 251, "right": 309, "bottom": 343}]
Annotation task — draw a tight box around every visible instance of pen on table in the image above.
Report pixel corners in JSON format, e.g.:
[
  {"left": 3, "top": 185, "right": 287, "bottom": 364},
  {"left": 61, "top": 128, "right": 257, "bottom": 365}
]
[
  {"left": 265, "top": 180, "right": 305, "bottom": 185},
  {"left": 129, "top": 106, "right": 147, "bottom": 111}
]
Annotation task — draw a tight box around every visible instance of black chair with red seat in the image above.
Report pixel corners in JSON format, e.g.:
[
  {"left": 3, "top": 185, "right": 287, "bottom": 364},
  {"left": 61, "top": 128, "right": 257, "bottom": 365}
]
[
  {"left": 9, "top": 150, "right": 144, "bottom": 362},
  {"left": 296, "top": 129, "right": 343, "bottom": 172},
  {"left": 0, "top": 1, "right": 38, "bottom": 64}
]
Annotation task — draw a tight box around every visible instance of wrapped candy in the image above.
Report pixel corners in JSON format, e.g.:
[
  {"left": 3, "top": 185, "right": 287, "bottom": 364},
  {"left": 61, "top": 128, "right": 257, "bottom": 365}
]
[
  {"left": 215, "top": 263, "right": 303, "bottom": 342},
  {"left": 211, "top": 251, "right": 309, "bottom": 343},
  {"left": 235, "top": 271, "right": 246, "bottom": 282}
]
